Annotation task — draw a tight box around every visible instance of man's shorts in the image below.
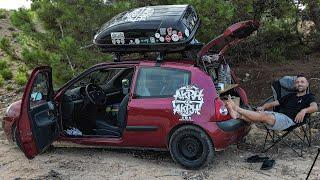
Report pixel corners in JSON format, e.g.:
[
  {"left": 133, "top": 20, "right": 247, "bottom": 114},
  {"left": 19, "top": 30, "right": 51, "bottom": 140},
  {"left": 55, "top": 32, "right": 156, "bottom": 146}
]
[{"left": 265, "top": 111, "right": 296, "bottom": 131}]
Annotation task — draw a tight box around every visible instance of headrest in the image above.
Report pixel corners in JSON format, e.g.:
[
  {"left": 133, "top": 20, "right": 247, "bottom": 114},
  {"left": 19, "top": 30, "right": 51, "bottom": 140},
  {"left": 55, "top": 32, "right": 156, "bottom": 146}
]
[{"left": 279, "top": 76, "right": 296, "bottom": 90}]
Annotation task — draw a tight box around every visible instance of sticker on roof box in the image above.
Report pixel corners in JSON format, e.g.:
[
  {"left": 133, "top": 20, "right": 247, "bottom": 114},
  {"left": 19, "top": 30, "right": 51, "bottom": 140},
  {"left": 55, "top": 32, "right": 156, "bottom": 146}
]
[
  {"left": 172, "top": 30, "right": 177, "bottom": 35},
  {"left": 159, "top": 36, "right": 165, "bottom": 42},
  {"left": 165, "top": 35, "right": 171, "bottom": 42},
  {"left": 171, "top": 34, "right": 179, "bottom": 42},
  {"left": 185, "top": 29, "right": 190, "bottom": 37},
  {"left": 155, "top": 33, "right": 161, "bottom": 39},
  {"left": 140, "top": 38, "right": 149, "bottom": 44},
  {"left": 160, "top": 28, "right": 166, "bottom": 35},
  {"left": 111, "top": 32, "right": 125, "bottom": 44},
  {"left": 150, "top": 37, "right": 156, "bottom": 43},
  {"left": 178, "top": 32, "right": 183, "bottom": 39},
  {"left": 172, "top": 85, "right": 204, "bottom": 121},
  {"left": 167, "top": 27, "right": 173, "bottom": 36},
  {"left": 123, "top": 7, "right": 154, "bottom": 22},
  {"left": 134, "top": 38, "right": 140, "bottom": 44}
]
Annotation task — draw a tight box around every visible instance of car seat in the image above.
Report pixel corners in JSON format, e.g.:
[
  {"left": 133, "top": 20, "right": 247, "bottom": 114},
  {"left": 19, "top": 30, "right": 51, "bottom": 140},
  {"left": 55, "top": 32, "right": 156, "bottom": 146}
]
[{"left": 95, "top": 94, "right": 129, "bottom": 136}]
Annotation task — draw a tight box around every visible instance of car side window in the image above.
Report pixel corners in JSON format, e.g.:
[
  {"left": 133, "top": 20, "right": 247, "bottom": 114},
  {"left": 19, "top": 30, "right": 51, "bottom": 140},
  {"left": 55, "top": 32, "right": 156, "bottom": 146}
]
[
  {"left": 134, "top": 67, "right": 190, "bottom": 98},
  {"left": 29, "top": 72, "right": 49, "bottom": 108}
]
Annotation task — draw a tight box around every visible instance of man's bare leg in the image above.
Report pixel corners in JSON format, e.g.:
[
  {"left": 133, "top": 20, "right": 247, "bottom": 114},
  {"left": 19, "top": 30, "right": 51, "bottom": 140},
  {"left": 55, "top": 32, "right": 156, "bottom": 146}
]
[{"left": 225, "top": 96, "right": 276, "bottom": 126}]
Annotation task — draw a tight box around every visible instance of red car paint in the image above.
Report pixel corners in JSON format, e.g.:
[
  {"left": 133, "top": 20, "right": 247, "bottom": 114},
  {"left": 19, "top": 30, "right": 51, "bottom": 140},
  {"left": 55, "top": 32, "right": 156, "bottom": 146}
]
[
  {"left": 2, "top": 61, "right": 250, "bottom": 154},
  {"left": 2, "top": 20, "right": 257, "bottom": 160}
]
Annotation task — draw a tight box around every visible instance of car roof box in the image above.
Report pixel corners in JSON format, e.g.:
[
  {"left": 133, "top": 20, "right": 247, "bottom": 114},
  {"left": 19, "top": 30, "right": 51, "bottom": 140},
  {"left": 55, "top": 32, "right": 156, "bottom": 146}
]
[{"left": 93, "top": 5, "right": 200, "bottom": 53}]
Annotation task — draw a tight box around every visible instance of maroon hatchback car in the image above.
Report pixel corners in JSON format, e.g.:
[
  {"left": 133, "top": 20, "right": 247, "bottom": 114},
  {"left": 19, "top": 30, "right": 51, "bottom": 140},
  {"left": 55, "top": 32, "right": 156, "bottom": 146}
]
[{"left": 2, "top": 5, "right": 259, "bottom": 169}]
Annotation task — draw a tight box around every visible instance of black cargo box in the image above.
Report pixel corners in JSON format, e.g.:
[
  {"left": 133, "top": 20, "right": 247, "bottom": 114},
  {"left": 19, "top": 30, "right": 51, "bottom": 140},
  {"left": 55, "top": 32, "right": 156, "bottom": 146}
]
[{"left": 93, "top": 5, "right": 200, "bottom": 53}]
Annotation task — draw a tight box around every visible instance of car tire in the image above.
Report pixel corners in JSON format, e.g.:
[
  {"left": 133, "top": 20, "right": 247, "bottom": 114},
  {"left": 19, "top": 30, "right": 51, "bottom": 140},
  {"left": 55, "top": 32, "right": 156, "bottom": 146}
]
[
  {"left": 169, "top": 125, "right": 214, "bottom": 169},
  {"left": 12, "top": 124, "right": 22, "bottom": 150}
]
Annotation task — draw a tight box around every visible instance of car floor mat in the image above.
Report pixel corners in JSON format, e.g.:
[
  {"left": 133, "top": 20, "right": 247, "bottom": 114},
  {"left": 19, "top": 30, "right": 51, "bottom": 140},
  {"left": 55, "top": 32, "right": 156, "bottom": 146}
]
[
  {"left": 260, "top": 159, "right": 275, "bottom": 170},
  {"left": 246, "top": 155, "right": 269, "bottom": 163}
]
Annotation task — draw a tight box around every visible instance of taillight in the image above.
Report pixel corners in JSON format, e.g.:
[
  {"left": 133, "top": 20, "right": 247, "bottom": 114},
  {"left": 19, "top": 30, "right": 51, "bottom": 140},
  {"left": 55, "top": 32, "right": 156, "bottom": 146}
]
[{"left": 214, "top": 98, "right": 232, "bottom": 121}]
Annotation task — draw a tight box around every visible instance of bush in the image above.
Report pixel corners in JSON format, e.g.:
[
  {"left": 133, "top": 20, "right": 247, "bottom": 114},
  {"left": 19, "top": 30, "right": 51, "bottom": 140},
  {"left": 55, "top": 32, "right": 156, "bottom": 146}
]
[
  {"left": 0, "top": 38, "right": 19, "bottom": 60},
  {"left": 0, "top": 68, "right": 13, "bottom": 80},
  {"left": 15, "top": 72, "right": 27, "bottom": 86},
  {"left": 0, "top": 75, "right": 4, "bottom": 87},
  {"left": 10, "top": 8, "right": 35, "bottom": 32},
  {"left": 0, "top": 60, "right": 8, "bottom": 70},
  {"left": 0, "top": 9, "right": 6, "bottom": 19},
  {"left": 6, "top": 84, "right": 14, "bottom": 91},
  {"left": 18, "top": 65, "right": 28, "bottom": 73}
]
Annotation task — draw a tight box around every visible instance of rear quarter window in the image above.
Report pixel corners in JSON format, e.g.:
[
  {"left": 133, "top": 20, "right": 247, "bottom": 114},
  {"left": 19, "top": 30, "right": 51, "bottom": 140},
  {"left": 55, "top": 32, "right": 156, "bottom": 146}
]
[{"left": 134, "top": 67, "right": 190, "bottom": 98}]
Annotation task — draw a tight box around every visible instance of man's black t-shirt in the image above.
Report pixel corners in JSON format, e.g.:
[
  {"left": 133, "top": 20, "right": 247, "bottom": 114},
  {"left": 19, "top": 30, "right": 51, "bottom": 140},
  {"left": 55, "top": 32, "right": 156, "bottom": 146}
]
[{"left": 278, "top": 93, "right": 316, "bottom": 120}]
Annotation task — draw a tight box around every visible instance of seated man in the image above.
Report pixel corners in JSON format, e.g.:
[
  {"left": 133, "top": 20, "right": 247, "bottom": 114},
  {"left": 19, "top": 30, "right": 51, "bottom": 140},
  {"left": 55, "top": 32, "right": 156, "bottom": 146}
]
[{"left": 226, "top": 75, "right": 318, "bottom": 131}]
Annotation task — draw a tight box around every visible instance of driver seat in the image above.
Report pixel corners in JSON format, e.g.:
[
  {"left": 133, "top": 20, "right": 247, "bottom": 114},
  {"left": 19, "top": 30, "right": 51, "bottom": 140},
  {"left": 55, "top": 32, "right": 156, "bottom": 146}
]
[{"left": 95, "top": 94, "right": 129, "bottom": 136}]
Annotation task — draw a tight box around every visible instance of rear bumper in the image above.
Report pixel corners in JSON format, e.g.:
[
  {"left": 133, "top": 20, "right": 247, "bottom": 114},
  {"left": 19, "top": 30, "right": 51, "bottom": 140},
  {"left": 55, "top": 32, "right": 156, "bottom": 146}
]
[
  {"left": 200, "top": 119, "right": 251, "bottom": 151},
  {"left": 216, "top": 118, "right": 246, "bottom": 132}
]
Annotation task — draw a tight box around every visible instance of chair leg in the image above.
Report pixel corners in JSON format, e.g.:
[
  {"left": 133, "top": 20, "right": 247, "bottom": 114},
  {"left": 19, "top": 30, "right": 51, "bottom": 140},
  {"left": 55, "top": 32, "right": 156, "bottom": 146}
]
[
  {"left": 263, "top": 130, "right": 291, "bottom": 153},
  {"left": 308, "top": 121, "right": 312, "bottom": 147}
]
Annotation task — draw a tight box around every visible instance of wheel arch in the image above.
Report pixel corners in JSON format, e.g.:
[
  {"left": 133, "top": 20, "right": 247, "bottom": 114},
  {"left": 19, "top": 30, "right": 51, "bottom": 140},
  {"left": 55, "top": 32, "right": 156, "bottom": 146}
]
[{"left": 167, "top": 123, "right": 215, "bottom": 149}]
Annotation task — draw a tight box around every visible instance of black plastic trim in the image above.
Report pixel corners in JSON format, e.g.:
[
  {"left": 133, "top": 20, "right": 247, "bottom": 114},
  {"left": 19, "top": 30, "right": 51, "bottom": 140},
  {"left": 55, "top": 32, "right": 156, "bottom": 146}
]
[
  {"left": 126, "top": 126, "right": 158, "bottom": 131},
  {"left": 216, "top": 118, "right": 246, "bottom": 132}
]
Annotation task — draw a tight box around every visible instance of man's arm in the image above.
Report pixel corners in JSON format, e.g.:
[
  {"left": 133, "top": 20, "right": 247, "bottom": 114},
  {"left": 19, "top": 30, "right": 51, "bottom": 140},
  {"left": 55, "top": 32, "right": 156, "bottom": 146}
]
[
  {"left": 257, "top": 100, "right": 280, "bottom": 111},
  {"left": 304, "top": 102, "right": 318, "bottom": 113},
  {"left": 295, "top": 102, "right": 319, "bottom": 123}
]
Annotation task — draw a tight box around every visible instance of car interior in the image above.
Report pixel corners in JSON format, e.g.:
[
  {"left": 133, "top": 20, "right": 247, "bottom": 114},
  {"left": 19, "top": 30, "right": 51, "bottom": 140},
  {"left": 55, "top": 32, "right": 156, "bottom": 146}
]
[
  {"left": 60, "top": 67, "right": 135, "bottom": 137},
  {"left": 204, "top": 56, "right": 245, "bottom": 107}
]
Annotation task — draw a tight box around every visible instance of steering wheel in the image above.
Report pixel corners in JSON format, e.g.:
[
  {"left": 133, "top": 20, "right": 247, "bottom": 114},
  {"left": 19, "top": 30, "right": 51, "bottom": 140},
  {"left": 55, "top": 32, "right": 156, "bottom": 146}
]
[{"left": 85, "top": 83, "right": 107, "bottom": 105}]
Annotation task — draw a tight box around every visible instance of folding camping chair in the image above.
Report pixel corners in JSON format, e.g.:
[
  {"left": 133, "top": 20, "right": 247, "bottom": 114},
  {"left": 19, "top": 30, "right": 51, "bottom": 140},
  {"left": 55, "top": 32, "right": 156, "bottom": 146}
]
[{"left": 259, "top": 76, "right": 319, "bottom": 157}]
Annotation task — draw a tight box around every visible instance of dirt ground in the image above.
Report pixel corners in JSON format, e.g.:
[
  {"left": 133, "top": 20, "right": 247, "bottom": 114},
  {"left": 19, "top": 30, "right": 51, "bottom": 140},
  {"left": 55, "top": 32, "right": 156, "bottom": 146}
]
[{"left": 1, "top": 54, "right": 320, "bottom": 179}]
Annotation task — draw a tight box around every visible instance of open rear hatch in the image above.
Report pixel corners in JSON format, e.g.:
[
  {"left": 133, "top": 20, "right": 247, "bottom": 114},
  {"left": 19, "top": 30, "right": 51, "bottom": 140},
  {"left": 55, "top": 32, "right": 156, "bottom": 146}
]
[
  {"left": 198, "top": 20, "right": 259, "bottom": 115},
  {"left": 198, "top": 20, "right": 259, "bottom": 58}
]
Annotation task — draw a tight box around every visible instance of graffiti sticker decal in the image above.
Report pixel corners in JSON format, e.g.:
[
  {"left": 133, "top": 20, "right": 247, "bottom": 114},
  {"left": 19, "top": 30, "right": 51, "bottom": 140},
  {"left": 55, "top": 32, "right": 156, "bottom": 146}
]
[{"left": 172, "top": 85, "right": 204, "bottom": 121}]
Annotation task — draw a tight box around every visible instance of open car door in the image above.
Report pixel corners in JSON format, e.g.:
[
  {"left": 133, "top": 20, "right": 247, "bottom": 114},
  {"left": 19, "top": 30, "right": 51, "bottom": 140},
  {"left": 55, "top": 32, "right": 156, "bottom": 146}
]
[
  {"left": 198, "top": 20, "right": 259, "bottom": 58},
  {"left": 17, "top": 66, "right": 59, "bottom": 159}
]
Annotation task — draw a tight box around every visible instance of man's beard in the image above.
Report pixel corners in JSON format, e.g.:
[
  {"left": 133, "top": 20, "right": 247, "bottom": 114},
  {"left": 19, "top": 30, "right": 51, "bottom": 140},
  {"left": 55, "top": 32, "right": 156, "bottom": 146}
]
[{"left": 296, "top": 86, "right": 307, "bottom": 92}]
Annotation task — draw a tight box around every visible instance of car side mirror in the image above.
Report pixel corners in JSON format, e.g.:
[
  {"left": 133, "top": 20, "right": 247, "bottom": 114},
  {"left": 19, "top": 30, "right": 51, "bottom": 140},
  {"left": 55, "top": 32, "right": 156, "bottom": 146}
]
[{"left": 122, "top": 79, "right": 129, "bottom": 94}]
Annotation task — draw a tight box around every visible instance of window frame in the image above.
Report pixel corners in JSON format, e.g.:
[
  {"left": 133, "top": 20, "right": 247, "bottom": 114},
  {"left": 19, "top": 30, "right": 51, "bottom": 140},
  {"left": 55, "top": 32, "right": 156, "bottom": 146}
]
[
  {"left": 133, "top": 66, "right": 191, "bottom": 99},
  {"left": 28, "top": 72, "right": 50, "bottom": 108}
]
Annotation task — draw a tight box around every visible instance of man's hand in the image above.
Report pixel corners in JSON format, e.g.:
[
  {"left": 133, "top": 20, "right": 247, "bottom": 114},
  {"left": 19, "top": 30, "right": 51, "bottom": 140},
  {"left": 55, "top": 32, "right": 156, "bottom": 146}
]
[
  {"left": 256, "top": 106, "right": 264, "bottom": 111},
  {"left": 295, "top": 109, "right": 307, "bottom": 123}
]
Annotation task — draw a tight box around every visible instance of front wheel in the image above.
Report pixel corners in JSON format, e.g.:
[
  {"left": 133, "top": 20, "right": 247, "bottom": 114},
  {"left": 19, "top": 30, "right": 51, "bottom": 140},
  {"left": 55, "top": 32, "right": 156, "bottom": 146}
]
[{"left": 169, "top": 125, "right": 214, "bottom": 169}]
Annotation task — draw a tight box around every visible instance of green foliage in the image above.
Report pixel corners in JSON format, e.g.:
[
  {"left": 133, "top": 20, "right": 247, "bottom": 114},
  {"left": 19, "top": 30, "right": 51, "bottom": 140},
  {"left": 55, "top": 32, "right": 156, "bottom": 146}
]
[
  {"left": 15, "top": 71, "right": 27, "bottom": 86},
  {"left": 0, "top": 59, "right": 13, "bottom": 80},
  {"left": 0, "top": 60, "right": 8, "bottom": 70},
  {"left": 0, "top": 38, "right": 20, "bottom": 60},
  {"left": 6, "top": 0, "right": 319, "bottom": 86},
  {"left": 0, "top": 75, "right": 4, "bottom": 87},
  {"left": 6, "top": 84, "right": 14, "bottom": 91},
  {"left": 0, "top": 38, "right": 12, "bottom": 56},
  {"left": 10, "top": 8, "right": 35, "bottom": 32},
  {"left": 0, "top": 9, "right": 7, "bottom": 19},
  {"left": 0, "top": 68, "right": 13, "bottom": 80},
  {"left": 18, "top": 65, "right": 28, "bottom": 74}
]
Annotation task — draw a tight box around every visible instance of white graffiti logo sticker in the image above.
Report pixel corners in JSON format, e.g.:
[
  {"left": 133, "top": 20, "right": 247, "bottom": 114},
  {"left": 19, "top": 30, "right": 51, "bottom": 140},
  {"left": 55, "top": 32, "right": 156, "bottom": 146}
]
[
  {"left": 123, "top": 7, "right": 154, "bottom": 22},
  {"left": 172, "top": 85, "right": 204, "bottom": 121}
]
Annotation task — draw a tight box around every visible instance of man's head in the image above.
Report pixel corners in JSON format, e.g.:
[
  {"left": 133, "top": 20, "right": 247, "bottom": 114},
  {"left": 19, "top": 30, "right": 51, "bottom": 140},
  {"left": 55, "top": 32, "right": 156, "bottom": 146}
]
[{"left": 295, "top": 74, "right": 309, "bottom": 93}]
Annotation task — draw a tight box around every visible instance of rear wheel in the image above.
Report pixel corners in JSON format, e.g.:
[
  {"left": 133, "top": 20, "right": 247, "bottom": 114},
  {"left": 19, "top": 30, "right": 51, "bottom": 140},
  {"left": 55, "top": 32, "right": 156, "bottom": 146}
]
[{"left": 169, "top": 125, "right": 214, "bottom": 169}]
